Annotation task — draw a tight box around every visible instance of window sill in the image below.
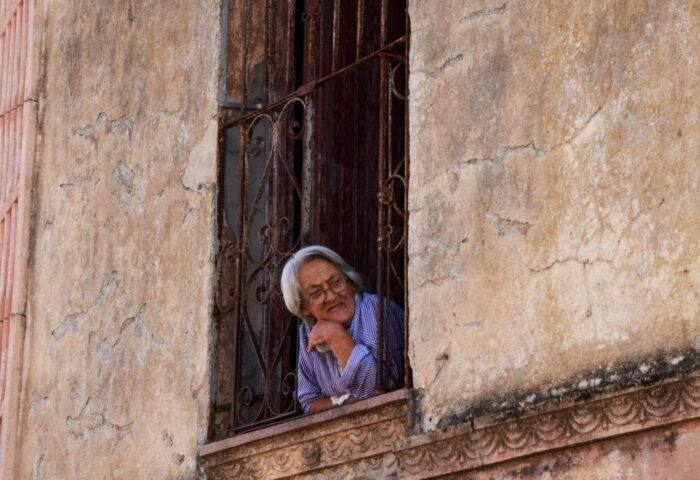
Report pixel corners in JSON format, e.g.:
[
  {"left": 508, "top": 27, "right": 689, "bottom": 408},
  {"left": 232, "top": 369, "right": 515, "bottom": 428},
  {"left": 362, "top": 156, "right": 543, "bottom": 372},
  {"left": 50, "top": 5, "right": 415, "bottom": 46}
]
[{"left": 199, "top": 388, "right": 409, "bottom": 458}]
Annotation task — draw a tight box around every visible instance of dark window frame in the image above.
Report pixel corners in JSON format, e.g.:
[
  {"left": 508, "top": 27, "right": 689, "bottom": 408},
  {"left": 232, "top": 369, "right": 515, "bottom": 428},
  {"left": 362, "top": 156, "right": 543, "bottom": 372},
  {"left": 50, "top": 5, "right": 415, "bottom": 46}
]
[{"left": 209, "top": 0, "right": 410, "bottom": 440}]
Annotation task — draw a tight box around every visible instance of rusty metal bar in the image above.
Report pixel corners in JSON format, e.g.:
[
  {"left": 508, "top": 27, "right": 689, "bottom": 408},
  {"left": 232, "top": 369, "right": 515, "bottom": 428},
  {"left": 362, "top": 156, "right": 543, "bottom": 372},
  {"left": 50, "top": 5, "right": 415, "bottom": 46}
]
[
  {"left": 375, "top": 53, "right": 388, "bottom": 389},
  {"left": 380, "top": 0, "right": 388, "bottom": 47},
  {"left": 403, "top": 14, "right": 411, "bottom": 388},
  {"left": 229, "top": 123, "right": 247, "bottom": 431},
  {"left": 303, "top": 0, "right": 320, "bottom": 81},
  {"left": 218, "top": 0, "right": 231, "bottom": 105},
  {"left": 221, "top": 36, "right": 406, "bottom": 130},
  {"left": 331, "top": 0, "right": 339, "bottom": 72},
  {"left": 264, "top": 0, "right": 273, "bottom": 103},
  {"left": 285, "top": 0, "right": 295, "bottom": 92},
  {"left": 384, "top": 56, "right": 395, "bottom": 387},
  {"left": 301, "top": 95, "right": 313, "bottom": 245},
  {"left": 241, "top": 0, "right": 252, "bottom": 116},
  {"left": 355, "top": 0, "right": 364, "bottom": 61}
]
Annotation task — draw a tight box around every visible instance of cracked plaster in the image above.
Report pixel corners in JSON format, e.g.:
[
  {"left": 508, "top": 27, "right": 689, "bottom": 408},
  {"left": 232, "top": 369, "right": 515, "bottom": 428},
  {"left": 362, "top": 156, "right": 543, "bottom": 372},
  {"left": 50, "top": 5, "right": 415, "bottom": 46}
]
[
  {"left": 409, "top": 0, "right": 700, "bottom": 431},
  {"left": 16, "top": 1, "right": 220, "bottom": 479}
]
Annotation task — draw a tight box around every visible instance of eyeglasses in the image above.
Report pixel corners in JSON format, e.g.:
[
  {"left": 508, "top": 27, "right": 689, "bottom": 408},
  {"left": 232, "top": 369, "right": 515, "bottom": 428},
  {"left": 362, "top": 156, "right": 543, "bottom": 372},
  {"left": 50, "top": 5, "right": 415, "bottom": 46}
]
[{"left": 305, "top": 277, "right": 349, "bottom": 306}]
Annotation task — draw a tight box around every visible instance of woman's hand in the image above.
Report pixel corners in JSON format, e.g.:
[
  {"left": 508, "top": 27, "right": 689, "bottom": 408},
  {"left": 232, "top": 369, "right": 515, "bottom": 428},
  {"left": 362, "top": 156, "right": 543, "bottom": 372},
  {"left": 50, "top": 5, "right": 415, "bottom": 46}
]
[
  {"left": 306, "top": 320, "right": 348, "bottom": 351},
  {"left": 307, "top": 320, "right": 356, "bottom": 368}
]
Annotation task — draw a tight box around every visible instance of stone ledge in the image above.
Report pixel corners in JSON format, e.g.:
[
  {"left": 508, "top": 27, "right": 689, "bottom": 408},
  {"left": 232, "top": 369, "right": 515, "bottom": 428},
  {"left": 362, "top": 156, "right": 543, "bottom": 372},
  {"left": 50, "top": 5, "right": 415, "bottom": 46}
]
[
  {"left": 200, "top": 390, "right": 410, "bottom": 478},
  {"left": 200, "top": 374, "right": 700, "bottom": 479},
  {"left": 395, "top": 373, "right": 700, "bottom": 478}
]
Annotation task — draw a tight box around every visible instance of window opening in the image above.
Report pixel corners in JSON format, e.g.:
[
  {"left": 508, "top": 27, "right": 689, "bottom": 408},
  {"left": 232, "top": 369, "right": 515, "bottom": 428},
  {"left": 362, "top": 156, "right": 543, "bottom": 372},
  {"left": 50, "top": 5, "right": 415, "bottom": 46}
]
[{"left": 212, "top": 0, "right": 408, "bottom": 438}]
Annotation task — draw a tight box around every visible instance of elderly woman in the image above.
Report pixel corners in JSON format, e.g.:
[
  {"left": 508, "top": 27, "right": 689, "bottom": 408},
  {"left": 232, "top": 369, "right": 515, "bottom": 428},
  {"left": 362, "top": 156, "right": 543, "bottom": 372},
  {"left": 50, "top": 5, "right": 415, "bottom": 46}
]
[{"left": 281, "top": 245, "right": 404, "bottom": 413}]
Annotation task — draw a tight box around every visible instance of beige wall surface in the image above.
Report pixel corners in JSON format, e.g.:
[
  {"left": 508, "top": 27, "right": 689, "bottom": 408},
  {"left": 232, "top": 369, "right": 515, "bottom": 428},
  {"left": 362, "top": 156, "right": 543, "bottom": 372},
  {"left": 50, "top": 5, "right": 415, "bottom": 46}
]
[
  {"left": 15, "top": 1, "right": 220, "bottom": 478},
  {"left": 408, "top": 0, "right": 700, "bottom": 431}
]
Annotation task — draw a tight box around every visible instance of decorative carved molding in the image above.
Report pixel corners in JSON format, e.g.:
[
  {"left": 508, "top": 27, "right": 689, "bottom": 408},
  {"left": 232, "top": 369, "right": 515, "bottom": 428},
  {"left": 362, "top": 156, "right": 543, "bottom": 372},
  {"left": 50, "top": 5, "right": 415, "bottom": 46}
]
[
  {"left": 202, "top": 398, "right": 407, "bottom": 479},
  {"left": 202, "top": 375, "right": 700, "bottom": 479},
  {"left": 395, "top": 375, "right": 700, "bottom": 478}
]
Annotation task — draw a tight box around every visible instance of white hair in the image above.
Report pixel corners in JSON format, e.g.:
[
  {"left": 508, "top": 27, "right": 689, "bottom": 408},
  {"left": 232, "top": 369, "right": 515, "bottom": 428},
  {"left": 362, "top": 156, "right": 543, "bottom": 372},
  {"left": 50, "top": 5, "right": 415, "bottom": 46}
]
[{"left": 281, "top": 245, "right": 364, "bottom": 322}]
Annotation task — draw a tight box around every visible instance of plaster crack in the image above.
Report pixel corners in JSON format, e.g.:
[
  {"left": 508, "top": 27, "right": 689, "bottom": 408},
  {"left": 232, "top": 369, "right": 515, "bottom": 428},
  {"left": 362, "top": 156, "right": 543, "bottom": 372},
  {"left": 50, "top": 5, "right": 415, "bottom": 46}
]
[
  {"left": 459, "top": 2, "right": 509, "bottom": 22},
  {"left": 549, "top": 105, "right": 603, "bottom": 150},
  {"left": 457, "top": 105, "right": 603, "bottom": 170},
  {"left": 425, "top": 352, "right": 450, "bottom": 398},
  {"left": 156, "top": 107, "right": 183, "bottom": 117},
  {"left": 488, "top": 213, "right": 531, "bottom": 237},
  {"left": 183, "top": 204, "right": 196, "bottom": 223},
  {"left": 52, "top": 271, "right": 118, "bottom": 340},
  {"left": 90, "top": 304, "right": 146, "bottom": 375},
  {"left": 528, "top": 256, "right": 612, "bottom": 274},
  {"left": 438, "top": 53, "right": 464, "bottom": 71},
  {"left": 66, "top": 397, "right": 133, "bottom": 441},
  {"left": 59, "top": 171, "right": 93, "bottom": 192},
  {"left": 34, "top": 453, "right": 45, "bottom": 480},
  {"left": 613, "top": 198, "right": 666, "bottom": 255},
  {"left": 457, "top": 141, "right": 544, "bottom": 168},
  {"left": 127, "top": 0, "right": 135, "bottom": 24}
]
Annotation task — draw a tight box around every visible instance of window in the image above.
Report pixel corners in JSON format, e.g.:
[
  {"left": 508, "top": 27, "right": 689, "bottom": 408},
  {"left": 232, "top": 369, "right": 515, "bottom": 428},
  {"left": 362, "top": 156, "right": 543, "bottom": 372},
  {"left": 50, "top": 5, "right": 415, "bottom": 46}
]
[{"left": 210, "top": 0, "right": 409, "bottom": 439}]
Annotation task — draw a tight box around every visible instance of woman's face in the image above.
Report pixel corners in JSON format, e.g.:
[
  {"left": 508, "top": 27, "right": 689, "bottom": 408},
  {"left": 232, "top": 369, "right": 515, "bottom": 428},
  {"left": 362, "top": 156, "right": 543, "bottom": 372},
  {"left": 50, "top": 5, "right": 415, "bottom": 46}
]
[{"left": 298, "top": 258, "right": 356, "bottom": 325}]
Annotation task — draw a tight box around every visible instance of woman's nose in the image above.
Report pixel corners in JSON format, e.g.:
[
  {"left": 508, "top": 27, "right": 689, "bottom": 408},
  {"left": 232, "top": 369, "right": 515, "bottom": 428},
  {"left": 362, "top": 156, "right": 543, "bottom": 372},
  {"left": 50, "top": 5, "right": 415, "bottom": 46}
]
[{"left": 324, "top": 288, "right": 339, "bottom": 302}]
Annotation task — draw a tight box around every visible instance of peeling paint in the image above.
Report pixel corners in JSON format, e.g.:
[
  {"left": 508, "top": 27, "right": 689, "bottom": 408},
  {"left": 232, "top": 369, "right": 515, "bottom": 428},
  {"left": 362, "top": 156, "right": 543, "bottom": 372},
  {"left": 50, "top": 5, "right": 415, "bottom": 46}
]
[{"left": 182, "top": 118, "right": 217, "bottom": 191}]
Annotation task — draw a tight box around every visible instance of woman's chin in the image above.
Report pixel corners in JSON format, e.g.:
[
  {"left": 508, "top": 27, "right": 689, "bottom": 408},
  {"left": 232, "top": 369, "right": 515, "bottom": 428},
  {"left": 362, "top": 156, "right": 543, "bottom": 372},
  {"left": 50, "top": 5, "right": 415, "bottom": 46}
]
[{"left": 326, "top": 309, "right": 353, "bottom": 325}]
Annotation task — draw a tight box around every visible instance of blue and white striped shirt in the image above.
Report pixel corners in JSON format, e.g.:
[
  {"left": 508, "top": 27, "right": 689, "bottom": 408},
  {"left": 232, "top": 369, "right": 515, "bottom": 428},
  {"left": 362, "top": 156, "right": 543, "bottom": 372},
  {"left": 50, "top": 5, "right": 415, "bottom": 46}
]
[{"left": 297, "top": 292, "right": 405, "bottom": 413}]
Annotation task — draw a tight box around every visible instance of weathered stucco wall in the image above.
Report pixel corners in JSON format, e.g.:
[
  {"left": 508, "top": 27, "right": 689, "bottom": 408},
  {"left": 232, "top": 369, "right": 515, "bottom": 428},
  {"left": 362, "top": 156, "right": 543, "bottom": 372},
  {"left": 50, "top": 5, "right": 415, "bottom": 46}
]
[
  {"left": 15, "top": 1, "right": 219, "bottom": 478},
  {"left": 409, "top": 0, "right": 700, "bottom": 431}
]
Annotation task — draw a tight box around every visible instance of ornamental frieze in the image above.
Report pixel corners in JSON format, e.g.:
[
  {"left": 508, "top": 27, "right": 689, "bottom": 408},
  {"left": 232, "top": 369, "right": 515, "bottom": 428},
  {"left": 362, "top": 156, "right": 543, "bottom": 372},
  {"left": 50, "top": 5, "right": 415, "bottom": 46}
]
[{"left": 201, "top": 375, "right": 700, "bottom": 479}]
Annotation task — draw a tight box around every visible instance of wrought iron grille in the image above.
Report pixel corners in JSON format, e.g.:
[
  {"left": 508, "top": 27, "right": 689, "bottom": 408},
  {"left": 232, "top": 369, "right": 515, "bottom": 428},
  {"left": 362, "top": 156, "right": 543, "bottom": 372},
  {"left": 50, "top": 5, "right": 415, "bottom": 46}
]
[{"left": 211, "top": 0, "right": 409, "bottom": 438}]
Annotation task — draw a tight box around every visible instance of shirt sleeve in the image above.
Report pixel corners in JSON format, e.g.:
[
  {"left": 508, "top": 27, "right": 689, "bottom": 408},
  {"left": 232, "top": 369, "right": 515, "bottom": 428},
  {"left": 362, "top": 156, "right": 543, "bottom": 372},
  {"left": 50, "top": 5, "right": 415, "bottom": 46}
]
[
  {"left": 339, "top": 295, "right": 405, "bottom": 398},
  {"left": 339, "top": 343, "right": 376, "bottom": 399},
  {"left": 297, "top": 326, "right": 323, "bottom": 413}
]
